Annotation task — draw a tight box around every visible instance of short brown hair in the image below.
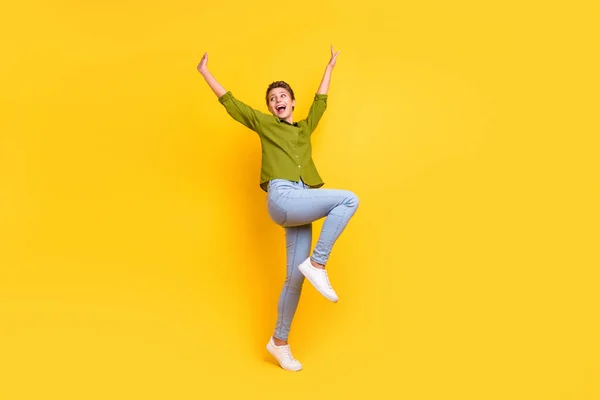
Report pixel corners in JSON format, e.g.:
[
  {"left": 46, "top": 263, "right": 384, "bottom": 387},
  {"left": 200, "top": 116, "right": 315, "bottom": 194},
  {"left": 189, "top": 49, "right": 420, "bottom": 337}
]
[{"left": 266, "top": 81, "right": 295, "bottom": 110}]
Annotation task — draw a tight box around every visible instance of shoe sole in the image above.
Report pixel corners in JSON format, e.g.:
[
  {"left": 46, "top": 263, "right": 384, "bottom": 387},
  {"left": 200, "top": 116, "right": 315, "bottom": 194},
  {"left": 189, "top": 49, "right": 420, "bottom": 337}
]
[
  {"left": 266, "top": 343, "right": 302, "bottom": 372},
  {"left": 298, "top": 262, "right": 339, "bottom": 302}
]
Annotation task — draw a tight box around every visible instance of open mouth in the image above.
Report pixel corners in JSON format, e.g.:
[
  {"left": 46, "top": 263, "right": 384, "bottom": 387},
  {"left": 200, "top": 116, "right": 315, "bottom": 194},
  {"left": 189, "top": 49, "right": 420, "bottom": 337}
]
[{"left": 276, "top": 105, "right": 286, "bottom": 113}]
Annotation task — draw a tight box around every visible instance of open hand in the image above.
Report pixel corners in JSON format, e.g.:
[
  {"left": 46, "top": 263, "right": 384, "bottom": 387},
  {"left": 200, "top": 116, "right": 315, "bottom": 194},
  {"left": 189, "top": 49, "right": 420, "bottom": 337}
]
[
  {"left": 197, "top": 52, "right": 208, "bottom": 73},
  {"left": 328, "top": 45, "right": 340, "bottom": 68}
]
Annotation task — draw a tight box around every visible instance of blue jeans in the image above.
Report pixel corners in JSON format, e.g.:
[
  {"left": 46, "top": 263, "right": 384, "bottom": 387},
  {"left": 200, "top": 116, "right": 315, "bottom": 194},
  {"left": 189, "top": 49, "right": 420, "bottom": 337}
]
[{"left": 266, "top": 178, "right": 360, "bottom": 341}]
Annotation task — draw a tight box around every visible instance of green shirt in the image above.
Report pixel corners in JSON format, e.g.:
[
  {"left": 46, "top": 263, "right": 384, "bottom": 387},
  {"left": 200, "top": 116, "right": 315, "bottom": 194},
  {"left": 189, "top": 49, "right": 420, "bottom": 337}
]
[{"left": 218, "top": 91, "right": 328, "bottom": 192}]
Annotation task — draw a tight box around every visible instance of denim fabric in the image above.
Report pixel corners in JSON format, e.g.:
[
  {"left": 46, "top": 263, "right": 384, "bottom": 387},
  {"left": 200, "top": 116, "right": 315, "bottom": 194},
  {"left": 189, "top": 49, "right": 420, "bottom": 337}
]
[{"left": 267, "top": 178, "right": 359, "bottom": 340}]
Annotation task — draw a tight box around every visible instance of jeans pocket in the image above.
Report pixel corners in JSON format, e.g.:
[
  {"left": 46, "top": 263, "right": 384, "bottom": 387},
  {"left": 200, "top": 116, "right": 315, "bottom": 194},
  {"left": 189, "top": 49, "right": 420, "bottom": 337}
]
[{"left": 267, "top": 197, "right": 287, "bottom": 226}]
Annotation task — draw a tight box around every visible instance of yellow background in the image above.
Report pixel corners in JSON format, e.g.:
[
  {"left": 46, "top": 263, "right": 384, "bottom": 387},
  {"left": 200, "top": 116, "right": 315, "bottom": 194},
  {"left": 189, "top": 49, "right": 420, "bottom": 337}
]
[{"left": 1, "top": 0, "right": 599, "bottom": 399}]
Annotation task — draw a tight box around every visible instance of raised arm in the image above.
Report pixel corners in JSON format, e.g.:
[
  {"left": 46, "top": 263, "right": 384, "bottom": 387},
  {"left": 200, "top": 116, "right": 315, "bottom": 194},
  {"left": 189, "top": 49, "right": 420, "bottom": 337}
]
[
  {"left": 305, "top": 46, "right": 340, "bottom": 133},
  {"left": 316, "top": 45, "right": 340, "bottom": 95},
  {"left": 197, "top": 52, "right": 227, "bottom": 98},
  {"left": 197, "top": 52, "right": 264, "bottom": 132}
]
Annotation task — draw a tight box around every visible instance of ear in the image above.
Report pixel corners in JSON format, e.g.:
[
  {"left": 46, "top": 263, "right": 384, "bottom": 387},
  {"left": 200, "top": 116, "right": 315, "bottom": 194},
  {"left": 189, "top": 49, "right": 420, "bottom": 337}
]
[{"left": 292, "top": 99, "right": 296, "bottom": 109}]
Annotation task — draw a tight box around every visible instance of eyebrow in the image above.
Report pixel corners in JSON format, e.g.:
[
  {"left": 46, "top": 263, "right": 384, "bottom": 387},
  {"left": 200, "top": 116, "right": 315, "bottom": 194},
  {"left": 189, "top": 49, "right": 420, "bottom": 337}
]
[{"left": 270, "top": 92, "right": 286, "bottom": 100}]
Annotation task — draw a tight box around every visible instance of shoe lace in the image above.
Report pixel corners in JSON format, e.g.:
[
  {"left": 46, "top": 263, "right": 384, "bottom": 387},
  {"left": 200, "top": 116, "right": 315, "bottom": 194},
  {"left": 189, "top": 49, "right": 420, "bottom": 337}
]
[
  {"left": 282, "top": 345, "right": 296, "bottom": 362},
  {"left": 322, "top": 270, "right": 333, "bottom": 290}
]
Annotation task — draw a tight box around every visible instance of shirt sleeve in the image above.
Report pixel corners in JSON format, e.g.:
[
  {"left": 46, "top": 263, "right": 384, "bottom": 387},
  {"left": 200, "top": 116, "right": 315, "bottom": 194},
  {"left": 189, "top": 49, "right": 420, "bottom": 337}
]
[
  {"left": 304, "top": 93, "right": 328, "bottom": 134},
  {"left": 218, "top": 91, "right": 265, "bottom": 132}
]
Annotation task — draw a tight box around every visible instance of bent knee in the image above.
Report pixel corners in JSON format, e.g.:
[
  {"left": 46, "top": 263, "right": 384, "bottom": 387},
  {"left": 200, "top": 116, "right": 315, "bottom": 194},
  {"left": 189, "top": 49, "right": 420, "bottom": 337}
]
[{"left": 346, "top": 192, "right": 360, "bottom": 209}]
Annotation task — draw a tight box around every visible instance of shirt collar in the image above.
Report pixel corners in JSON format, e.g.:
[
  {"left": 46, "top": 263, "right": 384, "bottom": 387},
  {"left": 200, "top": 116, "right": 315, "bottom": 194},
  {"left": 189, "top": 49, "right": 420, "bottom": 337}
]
[{"left": 278, "top": 119, "right": 298, "bottom": 127}]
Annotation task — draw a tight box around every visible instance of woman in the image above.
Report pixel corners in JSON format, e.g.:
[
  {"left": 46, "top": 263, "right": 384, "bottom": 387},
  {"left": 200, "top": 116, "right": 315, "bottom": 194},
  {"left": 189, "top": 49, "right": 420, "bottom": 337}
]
[{"left": 197, "top": 46, "right": 359, "bottom": 371}]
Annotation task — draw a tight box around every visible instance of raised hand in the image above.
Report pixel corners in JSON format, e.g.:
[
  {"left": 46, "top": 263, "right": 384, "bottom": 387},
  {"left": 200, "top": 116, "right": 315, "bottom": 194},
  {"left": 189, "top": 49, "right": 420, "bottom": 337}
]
[
  {"left": 328, "top": 45, "right": 340, "bottom": 68},
  {"left": 317, "top": 46, "right": 339, "bottom": 94},
  {"left": 197, "top": 52, "right": 208, "bottom": 74},
  {"left": 197, "top": 52, "right": 227, "bottom": 98}
]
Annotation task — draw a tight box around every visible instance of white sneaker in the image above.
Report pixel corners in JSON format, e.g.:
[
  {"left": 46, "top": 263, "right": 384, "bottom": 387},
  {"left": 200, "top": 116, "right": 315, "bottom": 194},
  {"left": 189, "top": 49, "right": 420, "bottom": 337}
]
[
  {"left": 266, "top": 337, "right": 302, "bottom": 371},
  {"left": 298, "top": 257, "right": 339, "bottom": 302}
]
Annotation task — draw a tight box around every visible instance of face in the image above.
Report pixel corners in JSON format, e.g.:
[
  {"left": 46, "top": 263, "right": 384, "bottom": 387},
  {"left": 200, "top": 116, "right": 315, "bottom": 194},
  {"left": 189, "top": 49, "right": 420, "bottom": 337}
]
[{"left": 267, "top": 88, "right": 296, "bottom": 121}]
